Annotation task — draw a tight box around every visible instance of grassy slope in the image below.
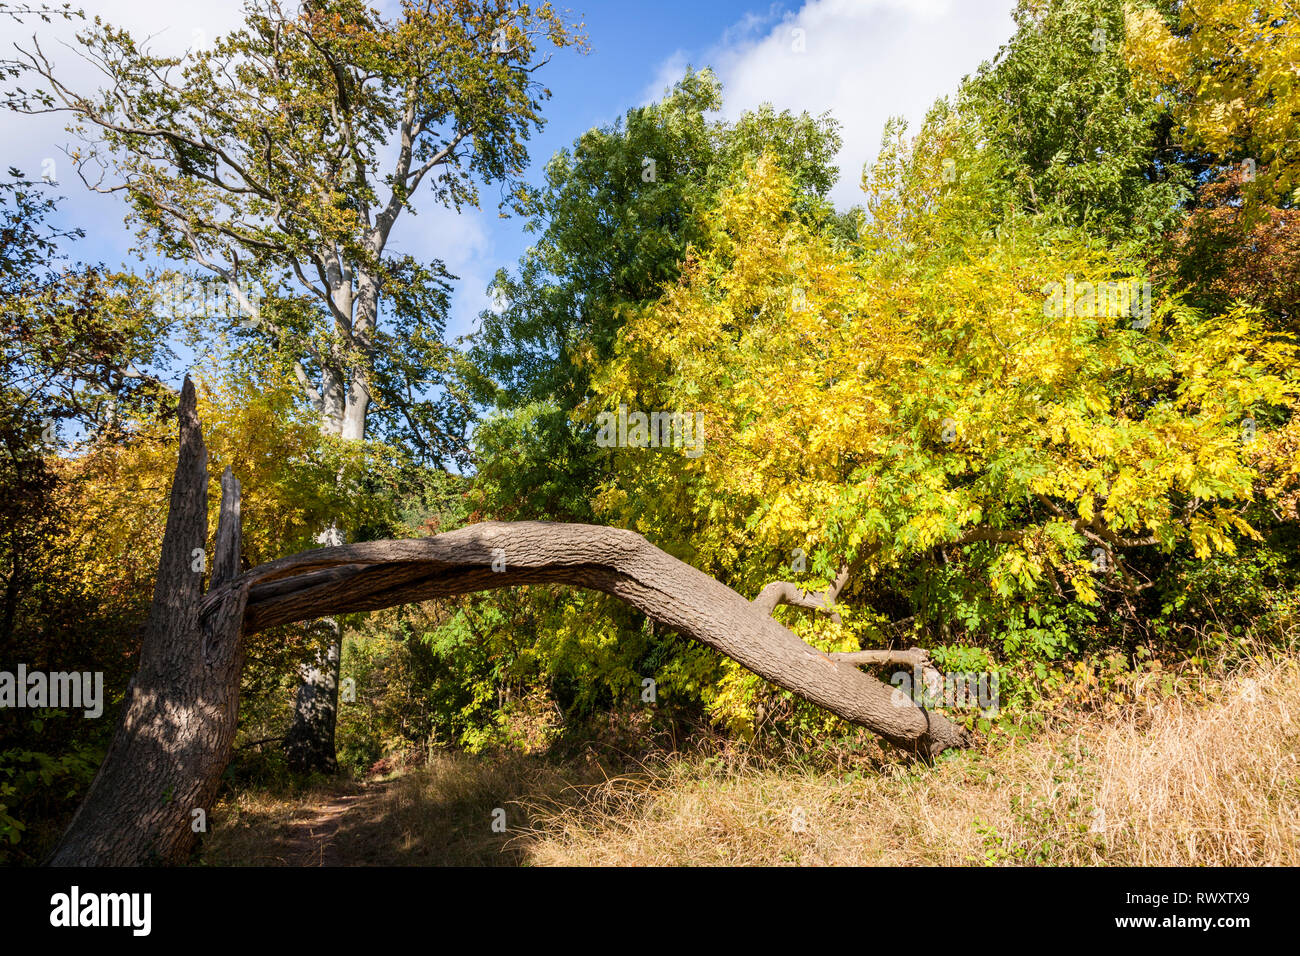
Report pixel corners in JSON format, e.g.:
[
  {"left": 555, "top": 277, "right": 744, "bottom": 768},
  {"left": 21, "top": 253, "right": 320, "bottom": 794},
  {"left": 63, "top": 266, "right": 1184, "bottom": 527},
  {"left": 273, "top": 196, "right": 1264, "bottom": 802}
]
[{"left": 202, "top": 652, "right": 1300, "bottom": 866}]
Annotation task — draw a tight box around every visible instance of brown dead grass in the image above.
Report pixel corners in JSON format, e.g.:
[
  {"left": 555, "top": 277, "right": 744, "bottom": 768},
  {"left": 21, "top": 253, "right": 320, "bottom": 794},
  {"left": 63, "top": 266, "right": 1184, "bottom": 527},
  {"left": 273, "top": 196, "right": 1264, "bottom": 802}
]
[
  {"left": 204, "top": 650, "right": 1300, "bottom": 866},
  {"left": 203, "top": 751, "right": 613, "bottom": 866},
  {"left": 521, "top": 652, "right": 1300, "bottom": 866}
]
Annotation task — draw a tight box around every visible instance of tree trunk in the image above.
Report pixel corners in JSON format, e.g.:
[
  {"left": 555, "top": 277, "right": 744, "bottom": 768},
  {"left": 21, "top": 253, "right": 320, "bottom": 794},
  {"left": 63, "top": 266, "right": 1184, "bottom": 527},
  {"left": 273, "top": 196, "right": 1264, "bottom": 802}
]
[
  {"left": 47, "top": 378, "right": 248, "bottom": 866},
  {"left": 282, "top": 352, "right": 361, "bottom": 773},
  {"left": 282, "top": 616, "right": 340, "bottom": 774},
  {"left": 282, "top": 273, "right": 374, "bottom": 773},
  {"left": 216, "top": 523, "right": 969, "bottom": 758}
]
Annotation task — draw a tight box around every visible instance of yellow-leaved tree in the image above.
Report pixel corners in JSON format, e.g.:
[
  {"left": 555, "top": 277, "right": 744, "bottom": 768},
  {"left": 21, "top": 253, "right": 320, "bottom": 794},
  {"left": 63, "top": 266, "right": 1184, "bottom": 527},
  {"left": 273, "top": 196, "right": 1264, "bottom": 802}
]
[
  {"left": 1124, "top": 0, "right": 1300, "bottom": 201},
  {"left": 587, "top": 152, "right": 1296, "bottom": 729},
  {"left": 57, "top": 350, "right": 410, "bottom": 711}
]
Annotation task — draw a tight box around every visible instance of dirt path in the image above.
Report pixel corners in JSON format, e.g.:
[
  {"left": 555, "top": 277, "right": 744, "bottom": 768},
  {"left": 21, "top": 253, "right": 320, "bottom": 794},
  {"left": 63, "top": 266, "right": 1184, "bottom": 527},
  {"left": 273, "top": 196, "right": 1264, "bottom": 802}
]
[{"left": 280, "top": 780, "right": 391, "bottom": 866}]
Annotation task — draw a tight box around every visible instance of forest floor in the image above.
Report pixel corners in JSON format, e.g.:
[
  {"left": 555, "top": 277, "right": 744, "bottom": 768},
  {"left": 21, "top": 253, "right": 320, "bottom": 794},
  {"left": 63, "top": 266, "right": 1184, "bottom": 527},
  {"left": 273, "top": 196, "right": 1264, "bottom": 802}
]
[
  {"left": 202, "top": 649, "right": 1300, "bottom": 866},
  {"left": 198, "top": 777, "right": 387, "bottom": 866},
  {"left": 277, "top": 783, "right": 391, "bottom": 866}
]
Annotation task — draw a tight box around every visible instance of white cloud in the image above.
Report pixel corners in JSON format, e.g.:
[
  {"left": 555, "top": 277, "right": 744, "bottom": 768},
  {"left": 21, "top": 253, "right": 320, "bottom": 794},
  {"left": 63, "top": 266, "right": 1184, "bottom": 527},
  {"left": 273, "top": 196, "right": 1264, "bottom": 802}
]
[
  {"left": 0, "top": 0, "right": 495, "bottom": 335},
  {"left": 647, "top": 0, "right": 1018, "bottom": 210},
  {"left": 1, "top": 1, "right": 250, "bottom": 256},
  {"left": 0, "top": 0, "right": 400, "bottom": 163},
  {"left": 385, "top": 199, "right": 496, "bottom": 340}
]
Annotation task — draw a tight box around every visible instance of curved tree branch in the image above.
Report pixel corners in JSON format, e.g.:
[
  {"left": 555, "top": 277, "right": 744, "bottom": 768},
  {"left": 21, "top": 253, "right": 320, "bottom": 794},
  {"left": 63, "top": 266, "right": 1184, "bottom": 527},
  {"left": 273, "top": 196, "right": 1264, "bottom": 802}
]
[
  {"left": 753, "top": 557, "right": 858, "bottom": 623},
  {"left": 199, "top": 529, "right": 966, "bottom": 760}
]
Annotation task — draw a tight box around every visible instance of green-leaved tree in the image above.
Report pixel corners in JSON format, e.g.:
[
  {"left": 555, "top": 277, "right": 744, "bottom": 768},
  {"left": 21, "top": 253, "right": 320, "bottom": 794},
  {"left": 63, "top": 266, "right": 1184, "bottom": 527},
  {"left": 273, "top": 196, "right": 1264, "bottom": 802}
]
[{"left": 12, "top": 0, "right": 582, "bottom": 771}]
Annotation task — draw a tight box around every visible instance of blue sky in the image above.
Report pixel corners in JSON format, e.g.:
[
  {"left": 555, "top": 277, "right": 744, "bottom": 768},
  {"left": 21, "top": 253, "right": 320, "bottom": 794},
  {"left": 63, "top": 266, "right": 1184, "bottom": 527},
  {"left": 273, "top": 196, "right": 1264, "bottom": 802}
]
[{"left": 3, "top": 0, "right": 1018, "bottom": 353}]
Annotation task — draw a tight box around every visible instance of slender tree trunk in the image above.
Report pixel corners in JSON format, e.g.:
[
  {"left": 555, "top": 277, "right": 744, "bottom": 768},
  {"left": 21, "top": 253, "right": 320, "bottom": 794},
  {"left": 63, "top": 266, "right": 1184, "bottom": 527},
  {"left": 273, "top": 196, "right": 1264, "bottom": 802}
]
[
  {"left": 282, "top": 625, "right": 341, "bottom": 773},
  {"left": 282, "top": 501, "right": 345, "bottom": 773},
  {"left": 283, "top": 280, "right": 373, "bottom": 774},
  {"left": 47, "top": 379, "right": 248, "bottom": 866},
  {"left": 283, "top": 325, "right": 349, "bottom": 774},
  {"left": 282, "top": 525, "right": 342, "bottom": 775}
]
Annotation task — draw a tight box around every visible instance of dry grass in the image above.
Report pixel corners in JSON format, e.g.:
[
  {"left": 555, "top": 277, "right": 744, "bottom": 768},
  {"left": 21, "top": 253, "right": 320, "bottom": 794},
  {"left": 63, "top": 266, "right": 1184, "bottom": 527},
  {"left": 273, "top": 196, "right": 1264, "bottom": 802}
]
[
  {"left": 521, "top": 653, "right": 1300, "bottom": 865},
  {"left": 326, "top": 751, "right": 605, "bottom": 865},
  {"left": 203, "top": 751, "right": 614, "bottom": 866},
  {"left": 203, "top": 650, "right": 1300, "bottom": 866}
]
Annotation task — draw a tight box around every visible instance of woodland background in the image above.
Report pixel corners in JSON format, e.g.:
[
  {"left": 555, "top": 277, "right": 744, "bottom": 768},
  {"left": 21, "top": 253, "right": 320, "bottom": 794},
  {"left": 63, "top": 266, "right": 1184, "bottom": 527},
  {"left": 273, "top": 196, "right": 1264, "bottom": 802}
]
[{"left": 1, "top": 0, "right": 1297, "bottom": 865}]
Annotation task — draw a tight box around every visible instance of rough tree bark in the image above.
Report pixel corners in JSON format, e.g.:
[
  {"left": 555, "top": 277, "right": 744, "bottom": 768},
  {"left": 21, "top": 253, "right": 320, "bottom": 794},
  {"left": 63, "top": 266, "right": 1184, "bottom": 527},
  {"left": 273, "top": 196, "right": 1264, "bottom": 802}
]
[
  {"left": 49, "top": 389, "right": 968, "bottom": 865},
  {"left": 208, "top": 525, "right": 968, "bottom": 759},
  {"left": 47, "top": 378, "right": 249, "bottom": 866}
]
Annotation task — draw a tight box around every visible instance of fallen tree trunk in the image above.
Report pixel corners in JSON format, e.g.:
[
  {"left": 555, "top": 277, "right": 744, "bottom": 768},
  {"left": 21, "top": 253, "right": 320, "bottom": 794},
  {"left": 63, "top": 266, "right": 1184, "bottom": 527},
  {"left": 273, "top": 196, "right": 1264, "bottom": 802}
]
[
  {"left": 209, "top": 525, "right": 969, "bottom": 760},
  {"left": 50, "top": 382, "right": 967, "bottom": 865}
]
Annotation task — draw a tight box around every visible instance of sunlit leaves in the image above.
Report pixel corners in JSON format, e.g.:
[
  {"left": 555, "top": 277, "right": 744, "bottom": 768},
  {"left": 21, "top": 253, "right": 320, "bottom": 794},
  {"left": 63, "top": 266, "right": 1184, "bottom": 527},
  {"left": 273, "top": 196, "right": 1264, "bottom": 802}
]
[
  {"left": 593, "top": 154, "right": 1296, "bottom": 635},
  {"left": 1124, "top": 0, "right": 1300, "bottom": 203}
]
